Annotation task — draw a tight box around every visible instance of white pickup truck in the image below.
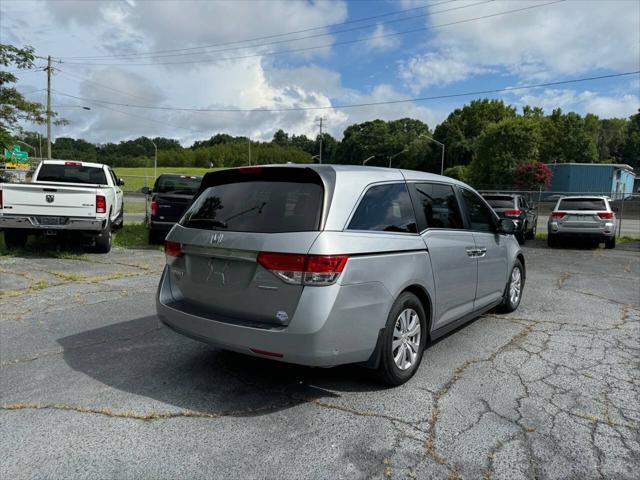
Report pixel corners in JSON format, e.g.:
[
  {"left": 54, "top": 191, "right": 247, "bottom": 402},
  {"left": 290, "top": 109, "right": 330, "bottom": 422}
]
[{"left": 0, "top": 160, "right": 124, "bottom": 253}]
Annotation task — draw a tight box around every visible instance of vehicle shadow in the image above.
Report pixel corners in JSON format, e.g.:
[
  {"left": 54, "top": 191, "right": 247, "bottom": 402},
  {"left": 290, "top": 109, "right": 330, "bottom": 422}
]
[
  {"left": 524, "top": 237, "right": 604, "bottom": 250},
  {"left": 57, "top": 315, "right": 384, "bottom": 417}
]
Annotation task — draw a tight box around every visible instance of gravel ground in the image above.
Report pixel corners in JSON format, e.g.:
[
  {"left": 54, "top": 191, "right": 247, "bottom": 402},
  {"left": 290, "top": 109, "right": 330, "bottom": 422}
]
[{"left": 1, "top": 240, "right": 638, "bottom": 479}]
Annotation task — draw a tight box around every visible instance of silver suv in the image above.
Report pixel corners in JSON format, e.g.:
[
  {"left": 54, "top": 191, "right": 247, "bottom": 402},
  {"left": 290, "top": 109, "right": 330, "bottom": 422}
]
[
  {"left": 156, "top": 165, "right": 525, "bottom": 385},
  {"left": 547, "top": 196, "right": 617, "bottom": 249}
]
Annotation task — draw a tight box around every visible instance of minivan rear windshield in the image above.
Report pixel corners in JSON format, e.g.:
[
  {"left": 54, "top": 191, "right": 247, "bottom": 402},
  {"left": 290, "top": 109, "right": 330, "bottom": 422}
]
[
  {"left": 181, "top": 167, "right": 323, "bottom": 233},
  {"left": 558, "top": 198, "right": 606, "bottom": 211},
  {"left": 37, "top": 164, "right": 107, "bottom": 185},
  {"left": 484, "top": 196, "right": 515, "bottom": 208},
  {"left": 155, "top": 175, "right": 201, "bottom": 194}
]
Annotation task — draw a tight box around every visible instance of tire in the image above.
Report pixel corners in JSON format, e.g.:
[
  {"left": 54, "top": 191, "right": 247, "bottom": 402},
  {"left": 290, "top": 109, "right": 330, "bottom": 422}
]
[
  {"left": 148, "top": 229, "right": 165, "bottom": 245},
  {"left": 605, "top": 237, "right": 616, "bottom": 249},
  {"left": 516, "top": 228, "right": 526, "bottom": 245},
  {"left": 3, "top": 230, "right": 28, "bottom": 249},
  {"left": 526, "top": 221, "right": 536, "bottom": 240},
  {"left": 113, "top": 208, "right": 124, "bottom": 231},
  {"left": 93, "top": 219, "right": 112, "bottom": 253},
  {"left": 497, "top": 260, "right": 525, "bottom": 313},
  {"left": 547, "top": 234, "right": 558, "bottom": 248},
  {"left": 376, "top": 292, "right": 427, "bottom": 386}
]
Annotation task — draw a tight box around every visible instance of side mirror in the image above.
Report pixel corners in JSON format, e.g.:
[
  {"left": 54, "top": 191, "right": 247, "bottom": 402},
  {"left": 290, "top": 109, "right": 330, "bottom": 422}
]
[
  {"left": 141, "top": 186, "right": 151, "bottom": 195},
  {"left": 499, "top": 218, "right": 516, "bottom": 234},
  {"left": 118, "top": 178, "right": 125, "bottom": 187}
]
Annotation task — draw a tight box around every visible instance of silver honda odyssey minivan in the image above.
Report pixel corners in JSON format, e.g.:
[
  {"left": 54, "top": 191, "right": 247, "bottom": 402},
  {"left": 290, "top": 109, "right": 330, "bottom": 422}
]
[{"left": 156, "top": 165, "right": 525, "bottom": 385}]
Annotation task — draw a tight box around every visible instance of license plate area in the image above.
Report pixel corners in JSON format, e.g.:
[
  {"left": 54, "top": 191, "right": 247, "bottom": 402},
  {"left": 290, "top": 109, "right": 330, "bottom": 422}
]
[{"left": 37, "top": 216, "right": 66, "bottom": 226}]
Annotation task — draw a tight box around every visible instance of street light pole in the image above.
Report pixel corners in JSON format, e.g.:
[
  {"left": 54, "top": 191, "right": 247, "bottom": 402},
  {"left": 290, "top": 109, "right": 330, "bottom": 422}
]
[
  {"left": 362, "top": 155, "right": 375, "bottom": 165},
  {"left": 46, "top": 55, "right": 52, "bottom": 159},
  {"left": 418, "top": 134, "right": 446, "bottom": 175},
  {"left": 388, "top": 149, "right": 407, "bottom": 168}
]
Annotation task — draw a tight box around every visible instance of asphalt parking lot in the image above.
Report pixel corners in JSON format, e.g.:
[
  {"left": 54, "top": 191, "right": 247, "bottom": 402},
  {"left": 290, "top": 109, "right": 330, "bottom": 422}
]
[{"left": 1, "top": 240, "right": 639, "bottom": 479}]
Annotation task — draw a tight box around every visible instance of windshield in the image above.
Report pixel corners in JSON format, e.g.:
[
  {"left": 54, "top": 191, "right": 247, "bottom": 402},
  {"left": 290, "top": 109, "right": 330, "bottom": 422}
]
[
  {"left": 36, "top": 164, "right": 107, "bottom": 185},
  {"left": 484, "top": 196, "right": 515, "bottom": 209},
  {"left": 558, "top": 198, "right": 606, "bottom": 211},
  {"left": 182, "top": 170, "right": 323, "bottom": 233},
  {"left": 155, "top": 175, "right": 202, "bottom": 194}
]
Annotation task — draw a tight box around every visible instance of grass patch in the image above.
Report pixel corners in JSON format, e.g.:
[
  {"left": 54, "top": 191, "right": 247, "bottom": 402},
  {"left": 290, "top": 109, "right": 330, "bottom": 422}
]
[
  {"left": 114, "top": 223, "right": 157, "bottom": 249},
  {"left": 123, "top": 201, "right": 148, "bottom": 214},
  {"left": 114, "top": 167, "right": 221, "bottom": 192}
]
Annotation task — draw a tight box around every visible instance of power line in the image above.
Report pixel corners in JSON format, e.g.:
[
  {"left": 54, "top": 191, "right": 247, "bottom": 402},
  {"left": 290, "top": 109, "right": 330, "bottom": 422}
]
[
  {"left": 53, "top": 71, "right": 640, "bottom": 113},
  {"left": 59, "top": 1, "right": 565, "bottom": 67},
  {"left": 58, "top": 0, "right": 481, "bottom": 62},
  {"left": 58, "top": 0, "right": 456, "bottom": 60}
]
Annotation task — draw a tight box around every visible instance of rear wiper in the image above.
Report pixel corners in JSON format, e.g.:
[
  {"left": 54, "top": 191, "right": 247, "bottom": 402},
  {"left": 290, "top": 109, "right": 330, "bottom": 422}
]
[
  {"left": 185, "top": 218, "right": 228, "bottom": 229},
  {"left": 222, "top": 202, "right": 267, "bottom": 224}
]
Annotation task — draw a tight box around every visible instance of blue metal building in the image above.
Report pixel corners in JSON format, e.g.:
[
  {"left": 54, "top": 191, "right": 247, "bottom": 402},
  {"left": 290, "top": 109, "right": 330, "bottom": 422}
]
[{"left": 547, "top": 163, "right": 636, "bottom": 199}]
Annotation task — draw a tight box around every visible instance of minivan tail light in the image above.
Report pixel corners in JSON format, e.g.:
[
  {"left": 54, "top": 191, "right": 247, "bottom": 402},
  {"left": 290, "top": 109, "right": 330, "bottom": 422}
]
[
  {"left": 164, "top": 241, "right": 183, "bottom": 257},
  {"left": 150, "top": 196, "right": 158, "bottom": 217},
  {"left": 96, "top": 195, "right": 106, "bottom": 213},
  {"left": 257, "top": 252, "right": 349, "bottom": 286},
  {"left": 504, "top": 209, "right": 521, "bottom": 217},
  {"left": 551, "top": 211, "right": 566, "bottom": 218},
  {"left": 597, "top": 211, "right": 615, "bottom": 219}
]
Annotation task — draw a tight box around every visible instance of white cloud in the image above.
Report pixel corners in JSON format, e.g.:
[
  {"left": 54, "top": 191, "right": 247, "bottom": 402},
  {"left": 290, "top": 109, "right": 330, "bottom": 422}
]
[
  {"left": 515, "top": 89, "right": 640, "bottom": 119},
  {"left": 363, "top": 23, "right": 401, "bottom": 52},
  {"left": 398, "top": 49, "right": 489, "bottom": 93},
  {"left": 399, "top": 0, "right": 640, "bottom": 90}
]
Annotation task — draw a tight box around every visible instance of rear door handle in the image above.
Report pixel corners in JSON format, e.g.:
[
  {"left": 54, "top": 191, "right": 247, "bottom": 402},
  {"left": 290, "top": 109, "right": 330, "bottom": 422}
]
[{"left": 465, "top": 247, "right": 478, "bottom": 257}]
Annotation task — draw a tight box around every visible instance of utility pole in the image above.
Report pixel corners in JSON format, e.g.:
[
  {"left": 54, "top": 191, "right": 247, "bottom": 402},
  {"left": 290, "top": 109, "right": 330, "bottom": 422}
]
[
  {"left": 46, "top": 56, "right": 52, "bottom": 159},
  {"left": 315, "top": 117, "right": 326, "bottom": 164}
]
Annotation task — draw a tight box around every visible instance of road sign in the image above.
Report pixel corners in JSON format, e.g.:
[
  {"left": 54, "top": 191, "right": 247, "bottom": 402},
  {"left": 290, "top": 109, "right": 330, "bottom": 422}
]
[{"left": 3, "top": 144, "right": 29, "bottom": 162}]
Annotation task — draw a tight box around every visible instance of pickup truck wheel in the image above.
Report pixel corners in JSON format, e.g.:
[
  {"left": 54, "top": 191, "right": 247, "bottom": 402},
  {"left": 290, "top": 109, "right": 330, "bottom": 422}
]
[
  {"left": 526, "top": 222, "right": 536, "bottom": 240},
  {"left": 605, "top": 237, "right": 616, "bottom": 249},
  {"left": 93, "top": 220, "right": 112, "bottom": 253},
  {"left": 3, "top": 230, "right": 28, "bottom": 249},
  {"left": 376, "top": 292, "right": 427, "bottom": 386}
]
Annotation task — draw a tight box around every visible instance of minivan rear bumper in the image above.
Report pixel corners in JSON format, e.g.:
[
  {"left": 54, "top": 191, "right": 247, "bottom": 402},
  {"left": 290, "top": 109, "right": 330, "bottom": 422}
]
[{"left": 156, "top": 266, "right": 391, "bottom": 367}]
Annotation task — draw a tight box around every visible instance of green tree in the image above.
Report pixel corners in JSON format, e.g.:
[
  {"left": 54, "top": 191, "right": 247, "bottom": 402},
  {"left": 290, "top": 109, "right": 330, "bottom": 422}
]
[
  {"left": 538, "top": 109, "right": 598, "bottom": 164},
  {"left": 443, "top": 165, "right": 469, "bottom": 182},
  {"left": 433, "top": 99, "right": 517, "bottom": 168},
  {"left": 0, "top": 44, "right": 55, "bottom": 150},
  {"left": 621, "top": 110, "right": 639, "bottom": 169},
  {"left": 272, "top": 129, "right": 289, "bottom": 147},
  {"left": 469, "top": 117, "right": 541, "bottom": 187},
  {"left": 597, "top": 118, "right": 628, "bottom": 162},
  {"left": 334, "top": 118, "right": 434, "bottom": 170}
]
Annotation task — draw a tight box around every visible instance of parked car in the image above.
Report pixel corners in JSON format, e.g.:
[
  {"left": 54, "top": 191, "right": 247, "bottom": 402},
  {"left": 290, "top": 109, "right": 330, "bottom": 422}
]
[
  {"left": 482, "top": 194, "right": 537, "bottom": 244},
  {"left": 0, "top": 160, "right": 124, "bottom": 252},
  {"left": 156, "top": 165, "right": 525, "bottom": 386},
  {"left": 142, "top": 174, "right": 202, "bottom": 244},
  {"left": 547, "top": 196, "right": 617, "bottom": 249}
]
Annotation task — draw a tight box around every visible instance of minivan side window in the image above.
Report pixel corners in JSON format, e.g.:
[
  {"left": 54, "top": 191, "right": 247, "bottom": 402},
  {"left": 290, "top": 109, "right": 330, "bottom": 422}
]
[
  {"left": 461, "top": 189, "right": 496, "bottom": 232},
  {"left": 410, "top": 182, "right": 463, "bottom": 230},
  {"left": 348, "top": 183, "right": 417, "bottom": 233}
]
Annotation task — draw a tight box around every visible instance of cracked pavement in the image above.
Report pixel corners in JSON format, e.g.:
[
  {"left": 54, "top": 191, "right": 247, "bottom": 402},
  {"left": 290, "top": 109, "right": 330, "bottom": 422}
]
[{"left": 1, "top": 240, "right": 639, "bottom": 479}]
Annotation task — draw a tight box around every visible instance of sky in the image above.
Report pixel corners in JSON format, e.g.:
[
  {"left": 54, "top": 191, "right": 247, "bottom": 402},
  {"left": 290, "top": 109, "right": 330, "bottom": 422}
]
[{"left": 1, "top": 0, "right": 639, "bottom": 146}]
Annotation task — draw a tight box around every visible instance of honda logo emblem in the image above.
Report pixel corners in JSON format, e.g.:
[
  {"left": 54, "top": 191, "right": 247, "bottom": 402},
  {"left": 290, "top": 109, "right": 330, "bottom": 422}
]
[
  {"left": 210, "top": 232, "right": 224, "bottom": 245},
  {"left": 46, "top": 194, "right": 55, "bottom": 203}
]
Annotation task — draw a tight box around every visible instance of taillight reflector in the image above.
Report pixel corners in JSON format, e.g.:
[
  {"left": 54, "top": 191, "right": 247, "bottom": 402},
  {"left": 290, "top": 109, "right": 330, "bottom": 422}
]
[
  {"left": 164, "top": 241, "right": 183, "bottom": 257},
  {"left": 250, "top": 348, "right": 283, "bottom": 358},
  {"left": 257, "top": 252, "right": 349, "bottom": 286},
  {"left": 150, "top": 196, "right": 158, "bottom": 216},
  {"left": 96, "top": 195, "right": 106, "bottom": 213},
  {"left": 597, "top": 211, "right": 615, "bottom": 219},
  {"left": 504, "top": 209, "right": 522, "bottom": 217},
  {"left": 551, "top": 211, "right": 566, "bottom": 218}
]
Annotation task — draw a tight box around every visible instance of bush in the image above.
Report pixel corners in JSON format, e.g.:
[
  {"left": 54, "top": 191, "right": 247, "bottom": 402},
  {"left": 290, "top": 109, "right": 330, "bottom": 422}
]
[{"left": 514, "top": 161, "right": 553, "bottom": 190}]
